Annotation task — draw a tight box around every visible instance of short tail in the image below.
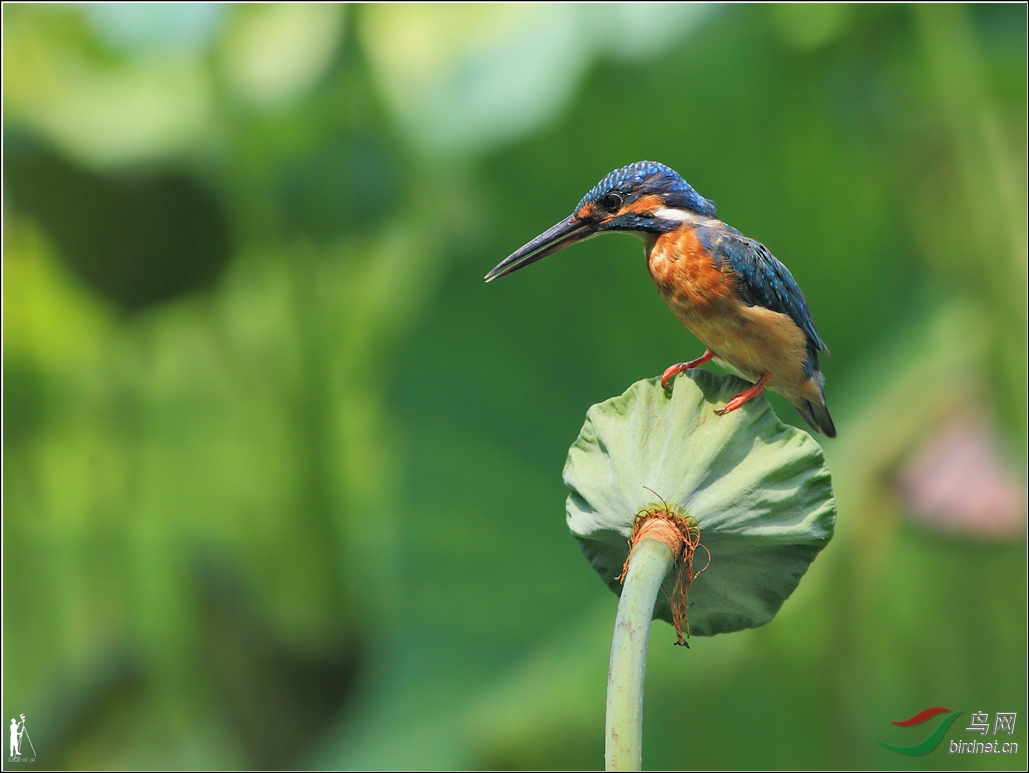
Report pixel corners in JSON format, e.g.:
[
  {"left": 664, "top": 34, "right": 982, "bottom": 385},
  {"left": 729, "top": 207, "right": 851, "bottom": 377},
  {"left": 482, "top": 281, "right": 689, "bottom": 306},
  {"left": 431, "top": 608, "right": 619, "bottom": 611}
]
[{"left": 795, "top": 398, "right": 837, "bottom": 438}]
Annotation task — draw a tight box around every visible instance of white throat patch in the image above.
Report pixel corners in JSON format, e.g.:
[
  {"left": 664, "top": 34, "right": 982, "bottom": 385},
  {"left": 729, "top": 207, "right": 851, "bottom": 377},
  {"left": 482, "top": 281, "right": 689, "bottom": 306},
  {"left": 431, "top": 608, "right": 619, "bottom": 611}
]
[{"left": 654, "top": 206, "right": 720, "bottom": 228}]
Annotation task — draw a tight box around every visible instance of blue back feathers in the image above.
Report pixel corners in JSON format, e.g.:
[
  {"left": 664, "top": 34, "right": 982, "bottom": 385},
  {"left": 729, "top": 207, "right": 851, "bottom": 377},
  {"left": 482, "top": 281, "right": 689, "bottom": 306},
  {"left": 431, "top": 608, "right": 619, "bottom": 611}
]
[
  {"left": 576, "top": 161, "right": 717, "bottom": 217},
  {"left": 706, "top": 226, "right": 828, "bottom": 374}
]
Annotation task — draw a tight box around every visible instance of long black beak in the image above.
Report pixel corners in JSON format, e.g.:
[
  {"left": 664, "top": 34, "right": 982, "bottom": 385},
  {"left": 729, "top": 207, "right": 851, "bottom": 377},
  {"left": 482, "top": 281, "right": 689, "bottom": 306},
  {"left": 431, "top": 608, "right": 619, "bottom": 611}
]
[{"left": 485, "top": 216, "right": 595, "bottom": 282}]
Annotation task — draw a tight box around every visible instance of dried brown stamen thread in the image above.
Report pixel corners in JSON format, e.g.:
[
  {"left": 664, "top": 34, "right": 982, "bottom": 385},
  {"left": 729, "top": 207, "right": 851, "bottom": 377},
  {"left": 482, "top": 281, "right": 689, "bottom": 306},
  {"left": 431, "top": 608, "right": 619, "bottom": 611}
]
[{"left": 617, "top": 501, "right": 710, "bottom": 646}]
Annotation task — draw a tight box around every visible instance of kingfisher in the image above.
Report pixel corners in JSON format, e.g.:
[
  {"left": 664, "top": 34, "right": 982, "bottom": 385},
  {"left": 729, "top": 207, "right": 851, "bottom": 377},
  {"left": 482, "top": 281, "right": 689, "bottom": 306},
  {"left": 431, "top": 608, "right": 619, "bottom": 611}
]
[{"left": 485, "top": 161, "right": 836, "bottom": 437}]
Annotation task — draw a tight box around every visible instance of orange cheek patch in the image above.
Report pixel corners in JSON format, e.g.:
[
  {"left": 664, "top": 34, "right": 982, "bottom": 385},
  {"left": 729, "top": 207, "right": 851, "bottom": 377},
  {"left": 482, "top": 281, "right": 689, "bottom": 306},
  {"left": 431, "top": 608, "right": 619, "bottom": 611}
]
[{"left": 622, "top": 194, "right": 665, "bottom": 216}]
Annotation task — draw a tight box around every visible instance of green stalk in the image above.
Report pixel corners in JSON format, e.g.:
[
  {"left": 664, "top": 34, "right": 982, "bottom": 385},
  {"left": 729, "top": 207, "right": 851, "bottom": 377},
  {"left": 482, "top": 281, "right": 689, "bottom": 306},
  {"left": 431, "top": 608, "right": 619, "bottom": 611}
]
[{"left": 605, "top": 537, "right": 675, "bottom": 771}]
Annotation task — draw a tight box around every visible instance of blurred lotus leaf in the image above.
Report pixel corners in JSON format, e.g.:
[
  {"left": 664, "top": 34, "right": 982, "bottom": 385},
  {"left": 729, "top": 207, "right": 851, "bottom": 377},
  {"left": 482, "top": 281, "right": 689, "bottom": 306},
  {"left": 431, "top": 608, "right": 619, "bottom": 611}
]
[{"left": 564, "top": 371, "right": 836, "bottom": 637}]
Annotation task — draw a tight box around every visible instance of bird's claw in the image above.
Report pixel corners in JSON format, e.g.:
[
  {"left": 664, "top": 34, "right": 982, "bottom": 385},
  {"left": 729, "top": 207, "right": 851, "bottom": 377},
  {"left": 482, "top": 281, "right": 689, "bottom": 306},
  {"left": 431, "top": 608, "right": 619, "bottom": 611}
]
[
  {"left": 661, "top": 350, "right": 716, "bottom": 390},
  {"left": 714, "top": 373, "right": 772, "bottom": 416},
  {"left": 660, "top": 364, "right": 685, "bottom": 391},
  {"left": 714, "top": 399, "right": 747, "bottom": 416}
]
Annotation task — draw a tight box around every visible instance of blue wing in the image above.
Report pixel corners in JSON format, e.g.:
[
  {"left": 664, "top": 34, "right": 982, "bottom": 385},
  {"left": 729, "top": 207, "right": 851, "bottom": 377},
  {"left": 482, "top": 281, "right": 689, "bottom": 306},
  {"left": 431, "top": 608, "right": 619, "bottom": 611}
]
[{"left": 704, "top": 225, "right": 828, "bottom": 356}]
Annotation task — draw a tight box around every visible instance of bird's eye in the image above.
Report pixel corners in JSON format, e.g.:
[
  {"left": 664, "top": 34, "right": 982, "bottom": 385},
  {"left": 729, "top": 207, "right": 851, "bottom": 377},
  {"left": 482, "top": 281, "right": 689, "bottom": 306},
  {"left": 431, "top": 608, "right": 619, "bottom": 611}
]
[{"left": 601, "top": 192, "right": 623, "bottom": 212}]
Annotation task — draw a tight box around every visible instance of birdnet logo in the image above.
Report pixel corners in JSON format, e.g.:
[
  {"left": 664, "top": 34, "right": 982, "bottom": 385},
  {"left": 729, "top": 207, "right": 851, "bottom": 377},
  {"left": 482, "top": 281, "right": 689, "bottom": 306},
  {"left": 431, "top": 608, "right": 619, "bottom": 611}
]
[
  {"left": 875, "top": 707, "right": 1019, "bottom": 756},
  {"left": 8, "top": 713, "right": 37, "bottom": 762}
]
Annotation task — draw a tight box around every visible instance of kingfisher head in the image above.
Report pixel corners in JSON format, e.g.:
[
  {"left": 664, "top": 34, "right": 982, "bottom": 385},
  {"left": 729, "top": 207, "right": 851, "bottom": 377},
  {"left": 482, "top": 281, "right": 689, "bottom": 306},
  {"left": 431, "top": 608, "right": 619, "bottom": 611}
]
[{"left": 485, "top": 161, "right": 716, "bottom": 282}]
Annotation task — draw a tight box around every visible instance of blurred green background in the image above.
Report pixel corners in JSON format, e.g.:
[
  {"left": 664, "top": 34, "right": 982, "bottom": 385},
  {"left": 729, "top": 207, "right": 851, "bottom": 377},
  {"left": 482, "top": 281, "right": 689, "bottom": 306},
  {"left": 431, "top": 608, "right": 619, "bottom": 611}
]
[{"left": 3, "top": 4, "right": 1026, "bottom": 770}]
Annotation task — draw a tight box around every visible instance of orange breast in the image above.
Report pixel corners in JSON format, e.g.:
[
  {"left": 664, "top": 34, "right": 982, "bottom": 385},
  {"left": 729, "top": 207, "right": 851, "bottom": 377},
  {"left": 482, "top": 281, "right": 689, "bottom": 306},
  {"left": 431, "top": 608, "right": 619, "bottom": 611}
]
[
  {"left": 646, "top": 228, "right": 735, "bottom": 318},
  {"left": 646, "top": 227, "right": 817, "bottom": 402}
]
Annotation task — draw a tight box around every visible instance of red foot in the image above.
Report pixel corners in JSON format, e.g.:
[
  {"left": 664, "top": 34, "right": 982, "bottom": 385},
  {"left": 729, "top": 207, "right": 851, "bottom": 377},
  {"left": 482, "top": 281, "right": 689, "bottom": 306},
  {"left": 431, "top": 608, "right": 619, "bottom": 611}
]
[
  {"left": 715, "top": 373, "right": 772, "bottom": 415},
  {"left": 661, "top": 350, "right": 715, "bottom": 389}
]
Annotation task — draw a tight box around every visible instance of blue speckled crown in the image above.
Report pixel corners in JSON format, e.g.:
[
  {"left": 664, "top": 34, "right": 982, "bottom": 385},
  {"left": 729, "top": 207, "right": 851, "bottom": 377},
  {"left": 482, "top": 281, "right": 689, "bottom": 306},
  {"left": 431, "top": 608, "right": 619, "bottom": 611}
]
[{"left": 576, "top": 161, "right": 716, "bottom": 217}]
